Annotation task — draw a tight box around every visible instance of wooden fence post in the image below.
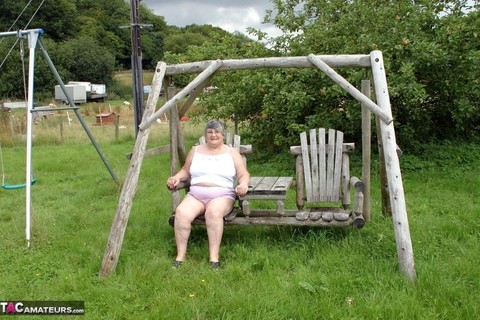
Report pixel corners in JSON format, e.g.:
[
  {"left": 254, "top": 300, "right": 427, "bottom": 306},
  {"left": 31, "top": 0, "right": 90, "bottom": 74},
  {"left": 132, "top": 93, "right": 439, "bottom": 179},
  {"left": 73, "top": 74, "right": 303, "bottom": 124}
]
[{"left": 59, "top": 115, "right": 64, "bottom": 142}]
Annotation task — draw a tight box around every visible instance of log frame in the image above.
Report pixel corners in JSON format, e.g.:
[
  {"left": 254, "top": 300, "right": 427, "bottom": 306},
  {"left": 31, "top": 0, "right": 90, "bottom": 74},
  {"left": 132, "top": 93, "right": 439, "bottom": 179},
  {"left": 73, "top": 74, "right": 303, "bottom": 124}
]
[
  {"left": 99, "top": 62, "right": 167, "bottom": 277},
  {"left": 100, "top": 51, "right": 416, "bottom": 283},
  {"left": 370, "top": 51, "right": 416, "bottom": 281}
]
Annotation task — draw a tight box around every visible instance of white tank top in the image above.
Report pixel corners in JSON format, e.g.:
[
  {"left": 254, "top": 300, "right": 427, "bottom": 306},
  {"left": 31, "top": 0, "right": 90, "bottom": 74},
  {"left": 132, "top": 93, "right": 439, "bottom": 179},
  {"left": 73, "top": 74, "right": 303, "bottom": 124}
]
[{"left": 190, "top": 146, "right": 236, "bottom": 189}]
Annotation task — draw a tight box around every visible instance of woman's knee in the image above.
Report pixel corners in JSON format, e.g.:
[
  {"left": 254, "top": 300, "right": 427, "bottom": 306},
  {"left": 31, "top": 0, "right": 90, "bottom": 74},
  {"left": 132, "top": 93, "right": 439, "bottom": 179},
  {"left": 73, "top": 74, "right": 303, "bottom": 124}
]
[
  {"left": 204, "top": 209, "right": 226, "bottom": 222},
  {"left": 175, "top": 207, "right": 196, "bottom": 225},
  {"left": 175, "top": 198, "right": 204, "bottom": 222}
]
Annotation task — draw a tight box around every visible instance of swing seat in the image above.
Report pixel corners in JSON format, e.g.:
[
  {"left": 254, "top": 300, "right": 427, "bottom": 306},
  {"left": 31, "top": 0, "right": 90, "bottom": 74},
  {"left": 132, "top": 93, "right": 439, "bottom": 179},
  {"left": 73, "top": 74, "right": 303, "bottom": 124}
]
[
  {"left": 2, "top": 178, "right": 37, "bottom": 190},
  {"left": 290, "top": 128, "right": 365, "bottom": 228}
]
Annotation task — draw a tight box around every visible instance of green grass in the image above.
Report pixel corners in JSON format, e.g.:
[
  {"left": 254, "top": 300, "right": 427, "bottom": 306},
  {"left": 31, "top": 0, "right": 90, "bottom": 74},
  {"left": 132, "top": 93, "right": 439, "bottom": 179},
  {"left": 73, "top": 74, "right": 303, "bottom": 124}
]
[{"left": 1, "top": 122, "right": 479, "bottom": 319}]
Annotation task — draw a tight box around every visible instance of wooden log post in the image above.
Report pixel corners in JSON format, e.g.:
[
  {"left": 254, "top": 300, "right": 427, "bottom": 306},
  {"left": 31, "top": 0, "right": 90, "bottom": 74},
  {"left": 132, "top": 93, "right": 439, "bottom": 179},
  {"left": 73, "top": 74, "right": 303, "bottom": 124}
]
[
  {"left": 114, "top": 114, "right": 119, "bottom": 141},
  {"left": 178, "top": 75, "right": 213, "bottom": 117},
  {"left": 341, "top": 152, "right": 350, "bottom": 209},
  {"left": 295, "top": 155, "right": 305, "bottom": 210},
  {"left": 350, "top": 176, "right": 365, "bottom": 228},
  {"left": 370, "top": 50, "right": 416, "bottom": 282},
  {"left": 164, "top": 55, "right": 373, "bottom": 76},
  {"left": 361, "top": 80, "right": 372, "bottom": 221},
  {"left": 306, "top": 54, "right": 393, "bottom": 124},
  {"left": 139, "top": 59, "right": 224, "bottom": 130},
  {"left": 99, "top": 62, "right": 167, "bottom": 277},
  {"left": 376, "top": 116, "right": 392, "bottom": 216},
  {"left": 169, "top": 85, "right": 181, "bottom": 211}
]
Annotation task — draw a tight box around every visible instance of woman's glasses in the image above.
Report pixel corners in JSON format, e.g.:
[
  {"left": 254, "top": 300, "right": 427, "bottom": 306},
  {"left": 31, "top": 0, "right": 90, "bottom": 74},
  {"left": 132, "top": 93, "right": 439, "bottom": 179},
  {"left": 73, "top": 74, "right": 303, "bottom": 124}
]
[{"left": 206, "top": 130, "right": 223, "bottom": 135}]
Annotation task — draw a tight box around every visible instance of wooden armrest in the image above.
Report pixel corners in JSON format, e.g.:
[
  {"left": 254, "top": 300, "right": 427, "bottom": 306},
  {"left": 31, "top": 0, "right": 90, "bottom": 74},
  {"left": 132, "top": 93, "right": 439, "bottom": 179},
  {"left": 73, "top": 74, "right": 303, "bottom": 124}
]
[
  {"left": 350, "top": 176, "right": 365, "bottom": 192},
  {"left": 350, "top": 176, "right": 364, "bottom": 215}
]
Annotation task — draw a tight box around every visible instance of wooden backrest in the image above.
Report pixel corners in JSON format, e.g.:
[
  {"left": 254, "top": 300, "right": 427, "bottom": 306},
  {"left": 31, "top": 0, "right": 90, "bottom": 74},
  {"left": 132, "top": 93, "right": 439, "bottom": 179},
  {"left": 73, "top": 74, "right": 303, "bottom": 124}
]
[{"left": 290, "top": 128, "right": 355, "bottom": 204}]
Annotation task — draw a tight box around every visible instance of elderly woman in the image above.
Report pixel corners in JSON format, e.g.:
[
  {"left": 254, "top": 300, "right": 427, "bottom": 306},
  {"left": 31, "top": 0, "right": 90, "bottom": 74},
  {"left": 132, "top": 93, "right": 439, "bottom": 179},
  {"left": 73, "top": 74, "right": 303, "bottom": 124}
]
[{"left": 167, "top": 120, "right": 250, "bottom": 270}]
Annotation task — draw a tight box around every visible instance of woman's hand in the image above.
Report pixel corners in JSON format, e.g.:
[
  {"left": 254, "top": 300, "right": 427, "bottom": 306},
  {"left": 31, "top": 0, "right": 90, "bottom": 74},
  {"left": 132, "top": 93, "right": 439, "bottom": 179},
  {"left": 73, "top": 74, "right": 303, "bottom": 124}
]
[
  {"left": 235, "top": 183, "right": 249, "bottom": 197},
  {"left": 167, "top": 177, "right": 179, "bottom": 190}
]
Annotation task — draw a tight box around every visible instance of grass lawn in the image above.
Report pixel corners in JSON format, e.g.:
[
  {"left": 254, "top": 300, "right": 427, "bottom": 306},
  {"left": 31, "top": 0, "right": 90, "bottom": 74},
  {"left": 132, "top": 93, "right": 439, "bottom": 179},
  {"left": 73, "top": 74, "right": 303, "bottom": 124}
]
[{"left": 0, "top": 114, "right": 479, "bottom": 319}]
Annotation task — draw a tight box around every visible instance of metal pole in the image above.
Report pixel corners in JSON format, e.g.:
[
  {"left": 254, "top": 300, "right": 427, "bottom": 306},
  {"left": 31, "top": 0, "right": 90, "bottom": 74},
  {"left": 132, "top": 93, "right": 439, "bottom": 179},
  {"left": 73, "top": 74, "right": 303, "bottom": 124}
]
[
  {"left": 37, "top": 38, "right": 120, "bottom": 185},
  {"left": 25, "top": 30, "right": 40, "bottom": 247},
  {"left": 0, "top": 29, "right": 44, "bottom": 38},
  {"left": 130, "top": 0, "right": 144, "bottom": 136}
]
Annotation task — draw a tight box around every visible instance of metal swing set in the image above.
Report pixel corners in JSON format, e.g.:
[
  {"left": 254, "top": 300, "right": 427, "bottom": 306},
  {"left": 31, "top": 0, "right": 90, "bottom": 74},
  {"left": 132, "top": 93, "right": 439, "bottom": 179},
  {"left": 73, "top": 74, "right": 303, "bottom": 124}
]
[{"left": 0, "top": 29, "right": 119, "bottom": 247}]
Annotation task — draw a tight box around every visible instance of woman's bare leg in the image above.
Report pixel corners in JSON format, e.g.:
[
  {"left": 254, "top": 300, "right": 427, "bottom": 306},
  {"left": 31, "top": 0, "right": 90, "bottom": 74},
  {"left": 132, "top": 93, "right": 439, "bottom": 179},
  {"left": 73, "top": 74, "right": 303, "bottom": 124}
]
[
  {"left": 174, "top": 195, "right": 205, "bottom": 262},
  {"left": 204, "top": 198, "right": 234, "bottom": 263}
]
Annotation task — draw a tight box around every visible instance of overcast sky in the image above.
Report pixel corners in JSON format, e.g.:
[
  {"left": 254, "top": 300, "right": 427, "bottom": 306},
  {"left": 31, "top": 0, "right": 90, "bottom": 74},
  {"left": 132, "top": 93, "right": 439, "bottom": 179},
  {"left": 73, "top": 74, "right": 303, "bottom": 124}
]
[{"left": 141, "top": 0, "right": 282, "bottom": 37}]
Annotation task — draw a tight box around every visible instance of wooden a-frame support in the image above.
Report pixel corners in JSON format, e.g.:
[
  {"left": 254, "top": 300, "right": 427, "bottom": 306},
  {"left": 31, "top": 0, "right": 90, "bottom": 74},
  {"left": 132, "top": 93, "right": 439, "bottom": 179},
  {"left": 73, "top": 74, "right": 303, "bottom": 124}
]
[{"left": 99, "top": 51, "right": 416, "bottom": 282}]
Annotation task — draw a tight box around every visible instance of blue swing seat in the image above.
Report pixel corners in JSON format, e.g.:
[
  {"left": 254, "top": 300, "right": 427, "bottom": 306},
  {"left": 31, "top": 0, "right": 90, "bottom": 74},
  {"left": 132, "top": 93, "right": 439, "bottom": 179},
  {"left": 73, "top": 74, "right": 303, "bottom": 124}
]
[{"left": 2, "top": 178, "right": 37, "bottom": 190}]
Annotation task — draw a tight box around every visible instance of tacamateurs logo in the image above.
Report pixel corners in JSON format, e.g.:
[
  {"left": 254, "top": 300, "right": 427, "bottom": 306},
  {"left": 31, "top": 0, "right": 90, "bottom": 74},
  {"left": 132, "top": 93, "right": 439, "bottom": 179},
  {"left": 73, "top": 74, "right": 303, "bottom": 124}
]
[
  {"left": 1, "top": 301, "right": 22, "bottom": 314},
  {"left": 0, "top": 301, "right": 85, "bottom": 315}
]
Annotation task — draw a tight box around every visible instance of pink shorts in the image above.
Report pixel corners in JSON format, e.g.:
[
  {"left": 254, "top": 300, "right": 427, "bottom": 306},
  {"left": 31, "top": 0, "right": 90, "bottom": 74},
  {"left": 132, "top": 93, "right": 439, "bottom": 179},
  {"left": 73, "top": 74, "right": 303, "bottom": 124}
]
[{"left": 188, "top": 185, "right": 236, "bottom": 205}]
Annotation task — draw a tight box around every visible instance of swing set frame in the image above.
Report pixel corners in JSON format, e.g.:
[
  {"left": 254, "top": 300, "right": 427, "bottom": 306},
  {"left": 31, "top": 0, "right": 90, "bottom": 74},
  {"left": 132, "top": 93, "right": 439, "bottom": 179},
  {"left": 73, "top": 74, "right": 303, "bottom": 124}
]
[
  {"left": 100, "top": 53, "right": 416, "bottom": 282},
  {"left": 0, "top": 28, "right": 119, "bottom": 247}
]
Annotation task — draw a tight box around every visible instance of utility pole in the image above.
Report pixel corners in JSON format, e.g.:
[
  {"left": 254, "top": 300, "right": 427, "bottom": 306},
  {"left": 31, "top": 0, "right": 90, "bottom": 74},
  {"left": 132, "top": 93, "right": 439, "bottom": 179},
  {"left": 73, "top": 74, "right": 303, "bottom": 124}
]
[{"left": 130, "top": 0, "right": 143, "bottom": 136}]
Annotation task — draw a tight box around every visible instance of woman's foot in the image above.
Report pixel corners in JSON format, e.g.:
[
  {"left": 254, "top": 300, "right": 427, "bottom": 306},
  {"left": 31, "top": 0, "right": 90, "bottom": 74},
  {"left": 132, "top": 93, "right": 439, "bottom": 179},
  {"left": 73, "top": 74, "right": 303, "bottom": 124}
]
[
  {"left": 210, "top": 261, "right": 220, "bottom": 270},
  {"left": 172, "top": 260, "right": 183, "bottom": 268}
]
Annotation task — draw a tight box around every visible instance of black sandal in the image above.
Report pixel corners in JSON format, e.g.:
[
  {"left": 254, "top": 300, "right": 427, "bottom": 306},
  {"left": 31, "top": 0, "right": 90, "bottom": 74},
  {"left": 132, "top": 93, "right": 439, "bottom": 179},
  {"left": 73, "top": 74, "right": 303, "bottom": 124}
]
[
  {"left": 210, "top": 261, "right": 220, "bottom": 270},
  {"left": 172, "top": 260, "right": 183, "bottom": 268}
]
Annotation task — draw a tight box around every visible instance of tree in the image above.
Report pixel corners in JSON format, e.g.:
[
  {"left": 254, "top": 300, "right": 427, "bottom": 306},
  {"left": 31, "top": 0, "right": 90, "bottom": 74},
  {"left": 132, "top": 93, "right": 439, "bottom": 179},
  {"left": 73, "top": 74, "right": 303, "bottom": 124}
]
[
  {"left": 58, "top": 37, "right": 115, "bottom": 84},
  {"left": 164, "top": 24, "right": 231, "bottom": 55},
  {"left": 195, "top": 0, "right": 477, "bottom": 152},
  {"left": 0, "top": 0, "right": 168, "bottom": 99}
]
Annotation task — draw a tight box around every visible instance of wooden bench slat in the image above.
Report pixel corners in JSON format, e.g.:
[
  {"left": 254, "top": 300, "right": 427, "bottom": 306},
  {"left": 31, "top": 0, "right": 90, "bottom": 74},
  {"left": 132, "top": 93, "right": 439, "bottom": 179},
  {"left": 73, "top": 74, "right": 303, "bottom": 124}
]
[
  {"left": 326, "top": 128, "right": 336, "bottom": 200},
  {"left": 309, "top": 129, "right": 319, "bottom": 202},
  {"left": 247, "top": 176, "right": 264, "bottom": 191},
  {"left": 318, "top": 128, "right": 327, "bottom": 201},
  {"left": 247, "top": 177, "right": 292, "bottom": 195},
  {"left": 253, "top": 176, "right": 278, "bottom": 193},
  {"left": 332, "top": 130, "right": 343, "bottom": 201},
  {"left": 300, "top": 132, "right": 313, "bottom": 201},
  {"left": 271, "top": 177, "right": 292, "bottom": 192}
]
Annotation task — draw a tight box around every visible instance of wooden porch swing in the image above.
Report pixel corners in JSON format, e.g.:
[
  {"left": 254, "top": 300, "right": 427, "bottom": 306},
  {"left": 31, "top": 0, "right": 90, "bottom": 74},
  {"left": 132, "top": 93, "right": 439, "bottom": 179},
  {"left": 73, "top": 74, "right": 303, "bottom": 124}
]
[
  {"left": 168, "top": 127, "right": 365, "bottom": 228},
  {"left": 100, "top": 52, "right": 416, "bottom": 282}
]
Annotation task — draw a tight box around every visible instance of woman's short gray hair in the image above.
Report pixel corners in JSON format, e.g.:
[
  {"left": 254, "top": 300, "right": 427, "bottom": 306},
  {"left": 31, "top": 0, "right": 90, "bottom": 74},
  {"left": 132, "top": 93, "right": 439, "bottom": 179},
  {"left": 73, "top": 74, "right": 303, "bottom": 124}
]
[{"left": 204, "top": 119, "right": 226, "bottom": 136}]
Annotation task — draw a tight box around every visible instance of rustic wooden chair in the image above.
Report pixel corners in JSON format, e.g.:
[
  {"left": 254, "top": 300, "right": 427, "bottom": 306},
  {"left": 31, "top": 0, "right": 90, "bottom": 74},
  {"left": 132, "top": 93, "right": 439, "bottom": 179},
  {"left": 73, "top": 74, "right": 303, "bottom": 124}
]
[{"left": 290, "top": 128, "right": 365, "bottom": 228}]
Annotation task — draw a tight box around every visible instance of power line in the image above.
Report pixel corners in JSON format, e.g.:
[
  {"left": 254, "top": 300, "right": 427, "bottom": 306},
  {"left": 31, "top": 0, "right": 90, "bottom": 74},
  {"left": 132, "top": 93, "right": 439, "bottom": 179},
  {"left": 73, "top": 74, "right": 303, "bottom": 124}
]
[
  {"left": 24, "top": 0, "right": 47, "bottom": 30},
  {"left": 6, "top": 0, "right": 35, "bottom": 32},
  {"left": 0, "top": 0, "right": 46, "bottom": 71}
]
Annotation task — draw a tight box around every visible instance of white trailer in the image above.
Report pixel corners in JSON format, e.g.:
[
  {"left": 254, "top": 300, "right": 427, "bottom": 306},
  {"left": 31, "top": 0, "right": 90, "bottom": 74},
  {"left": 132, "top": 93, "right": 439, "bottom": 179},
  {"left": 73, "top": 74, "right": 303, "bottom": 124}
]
[
  {"left": 67, "top": 81, "right": 108, "bottom": 101},
  {"left": 67, "top": 81, "right": 92, "bottom": 92},
  {"left": 89, "top": 83, "right": 108, "bottom": 101},
  {"left": 55, "top": 84, "right": 87, "bottom": 104}
]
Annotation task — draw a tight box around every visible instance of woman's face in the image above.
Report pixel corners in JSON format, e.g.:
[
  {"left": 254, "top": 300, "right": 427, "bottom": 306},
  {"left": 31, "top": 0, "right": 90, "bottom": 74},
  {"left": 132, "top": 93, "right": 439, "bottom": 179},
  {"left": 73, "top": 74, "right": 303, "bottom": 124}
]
[{"left": 205, "top": 129, "right": 224, "bottom": 147}]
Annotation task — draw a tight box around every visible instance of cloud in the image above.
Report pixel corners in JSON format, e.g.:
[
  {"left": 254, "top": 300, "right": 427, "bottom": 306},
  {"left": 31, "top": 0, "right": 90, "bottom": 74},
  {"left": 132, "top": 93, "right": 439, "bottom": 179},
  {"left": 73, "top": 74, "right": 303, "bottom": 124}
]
[{"left": 140, "top": 0, "right": 281, "bottom": 37}]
